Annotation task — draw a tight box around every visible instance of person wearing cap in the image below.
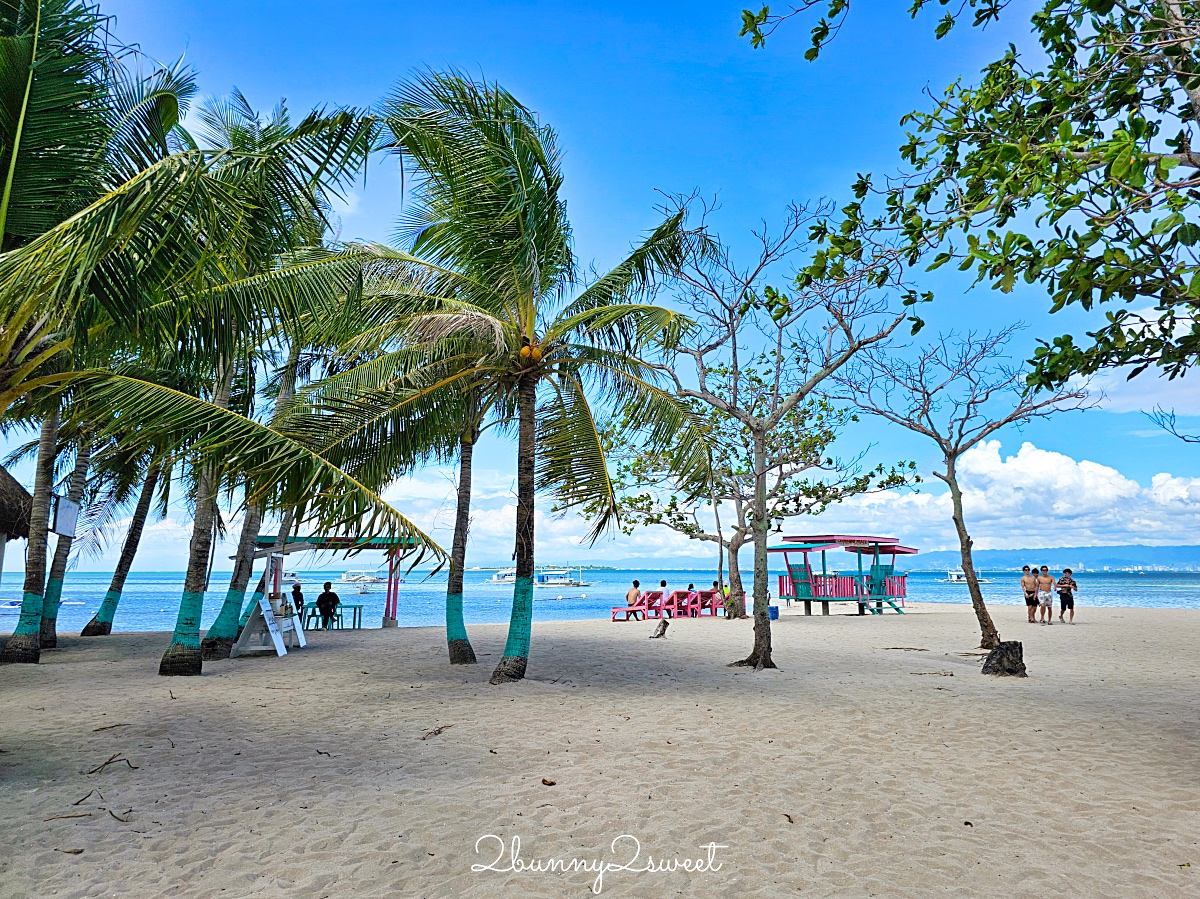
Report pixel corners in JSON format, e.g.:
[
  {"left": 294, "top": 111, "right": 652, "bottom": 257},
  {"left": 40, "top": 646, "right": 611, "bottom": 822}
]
[{"left": 291, "top": 583, "right": 304, "bottom": 619}]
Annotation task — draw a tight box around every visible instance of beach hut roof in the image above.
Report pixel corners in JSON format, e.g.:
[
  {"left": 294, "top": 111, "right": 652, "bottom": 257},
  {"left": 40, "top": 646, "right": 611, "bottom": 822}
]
[
  {"left": 782, "top": 533, "right": 899, "bottom": 546},
  {"left": 252, "top": 534, "right": 420, "bottom": 558},
  {"left": 0, "top": 465, "right": 31, "bottom": 540}
]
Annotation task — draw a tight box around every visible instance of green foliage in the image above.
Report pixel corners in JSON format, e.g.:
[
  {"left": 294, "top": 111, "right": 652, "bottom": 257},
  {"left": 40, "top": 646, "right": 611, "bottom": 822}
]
[
  {"left": 740, "top": 0, "right": 1200, "bottom": 387},
  {"left": 593, "top": 364, "right": 916, "bottom": 544}
]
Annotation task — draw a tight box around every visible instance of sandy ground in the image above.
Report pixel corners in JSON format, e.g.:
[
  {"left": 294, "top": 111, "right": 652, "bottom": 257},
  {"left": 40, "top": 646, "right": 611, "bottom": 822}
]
[{"left": 2, "top": 603, "right": 1199, "bottom": 898}]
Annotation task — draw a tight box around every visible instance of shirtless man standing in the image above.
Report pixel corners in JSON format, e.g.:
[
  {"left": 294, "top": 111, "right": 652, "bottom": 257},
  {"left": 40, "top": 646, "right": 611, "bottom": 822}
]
[
  {"left": 1020, "top": 565, "right": 1038, "bottom": 623},
  {"left": 1037, "top": 565, "right": 1056, "bottom": 624}
]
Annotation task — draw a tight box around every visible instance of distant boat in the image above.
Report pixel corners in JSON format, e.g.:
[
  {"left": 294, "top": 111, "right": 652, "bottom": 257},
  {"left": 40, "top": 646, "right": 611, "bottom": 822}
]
[
  {"left": 341, "top": 569, "right": 386, "bottom": 584},
  {"left": 490, "top": 568, "right": 516, "bottom": 584},
  {"left": 0, "top": 599, "right": 20, "bottom": 613},
  {"left": 940, "top": 569, "right": 993, "bottom": 584},
  {"left": 535, "top": 568, "right": 592, "bottom": 588}
]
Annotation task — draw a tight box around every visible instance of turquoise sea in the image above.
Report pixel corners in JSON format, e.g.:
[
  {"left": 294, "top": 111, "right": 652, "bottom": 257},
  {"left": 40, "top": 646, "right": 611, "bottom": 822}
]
[{"left": 2, "top": 568, "right": 1199, "bottom": 633}]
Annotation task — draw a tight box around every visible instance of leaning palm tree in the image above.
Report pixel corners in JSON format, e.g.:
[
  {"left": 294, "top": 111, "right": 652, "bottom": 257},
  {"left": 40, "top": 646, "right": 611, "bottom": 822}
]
[
  {"left": 335, "top": 72, "right": 704, "bottom": 683},
  {"left": 39, "top": 429, "right": 91, "bottom": 647},
  {"left": 79, "top": 453, "right": 163, "bottom": 636}
]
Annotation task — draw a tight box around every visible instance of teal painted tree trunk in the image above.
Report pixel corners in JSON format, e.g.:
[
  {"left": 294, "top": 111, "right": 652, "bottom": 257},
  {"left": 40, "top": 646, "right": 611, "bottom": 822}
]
[
  {"left": 237, "top": 506, "right": 295, "bottom": 630},
  {"left": 200, "top": 501, "right": 262, "bottom": 659},
  {"left": 0, "top": 411, "right": 60, "bottom": 664},
  {"left": 446, "top": 427, "right": 478, "bottom": 664},
  {"left": 203, "top": 346, "right": 298, "bottom": 659},
  {"left": 159, "top": 368, "right": 232, "bottom": 676},
  {"left": 41, "top": 438, "right": 92, "bottom": 648},
  {"left": 82, "top": 463, "right": 160, "bottom": 636},
  {"left": 490, "top": 377, "right": 536, "bottom": 684}
]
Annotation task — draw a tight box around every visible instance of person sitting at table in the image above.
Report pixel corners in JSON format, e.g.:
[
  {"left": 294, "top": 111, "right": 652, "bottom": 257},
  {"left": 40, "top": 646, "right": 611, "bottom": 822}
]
[
  {"left": 316, "top": 582, "right": 341, "bottom": 630},
  {"left": 291, "top": 583, "right": 304, "bottom": 618}
]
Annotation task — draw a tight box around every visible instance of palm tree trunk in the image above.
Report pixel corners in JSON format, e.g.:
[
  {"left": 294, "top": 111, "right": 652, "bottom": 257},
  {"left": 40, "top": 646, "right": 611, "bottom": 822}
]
[
  {"left": 446, "top": 426, "right": 478, "bottom": 664},
  {"left": 490, "top": 375, "right": 536, "bottom": 684},
  {"left": 40, "top": 438, "right": 92, "bottom": 648},
  {"left": 203, "top": 345, "right": 300, "bottom": 659},
  {"left": 0, "top": 411, "right": 60, "bottom": 664},
  {"left": 732, "top": 435, "right": 776, "bottom": 669},
  {"left": 725, "top": 536, "right": 748, "bottom": 619},
  {"left": 200, "top": 501, "right": 261, "bottom": 659},
  {"left": 82, "top": 462, "right": 159, "bottom": 636},
  {"left": 238, "top": 507, "right": 297, "bottom": 630},
  {"left": 944, "top": 459, "right": 1000, "bottom": 650},
  {"left": 159, "top": 367, "right": 233, "bottom": 676}
]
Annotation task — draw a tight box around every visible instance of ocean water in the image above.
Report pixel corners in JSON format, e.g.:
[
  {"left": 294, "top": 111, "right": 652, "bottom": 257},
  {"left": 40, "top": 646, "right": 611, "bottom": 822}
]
[{"left": 2, "top": 567, "right": 1199, "bottom": 634}]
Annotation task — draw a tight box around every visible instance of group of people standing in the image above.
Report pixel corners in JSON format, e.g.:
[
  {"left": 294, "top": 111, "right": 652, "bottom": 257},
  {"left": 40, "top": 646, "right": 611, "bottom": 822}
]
[{"left": 1020, "top": 566, "right": 1078, "bottom": 625}]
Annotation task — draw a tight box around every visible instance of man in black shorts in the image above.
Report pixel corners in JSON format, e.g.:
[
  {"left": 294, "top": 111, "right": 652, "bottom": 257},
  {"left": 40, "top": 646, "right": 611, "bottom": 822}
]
[
  {"left": 1057, "top": 568, "right": 1079, "bottom": 624},
  {"left": 1019, "top": 565, "right": 1038, "bottom": 623}
]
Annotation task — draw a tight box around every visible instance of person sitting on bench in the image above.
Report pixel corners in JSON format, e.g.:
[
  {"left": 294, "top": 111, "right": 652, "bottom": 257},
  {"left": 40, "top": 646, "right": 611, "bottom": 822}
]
[{"left": 316, "top": 582, "right": 341, "bottom": 630}]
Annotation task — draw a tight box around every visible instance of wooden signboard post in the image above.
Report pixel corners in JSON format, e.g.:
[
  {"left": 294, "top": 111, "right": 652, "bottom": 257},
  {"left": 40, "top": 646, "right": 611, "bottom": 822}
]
[{"left": 230, "top": 594, "right": 306, "bottom": 658}]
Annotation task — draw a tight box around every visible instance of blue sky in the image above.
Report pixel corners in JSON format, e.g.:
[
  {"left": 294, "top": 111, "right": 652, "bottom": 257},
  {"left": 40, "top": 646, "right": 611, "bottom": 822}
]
[{"left": 13, "top": 0, "right": 1200, "bottom": 571}]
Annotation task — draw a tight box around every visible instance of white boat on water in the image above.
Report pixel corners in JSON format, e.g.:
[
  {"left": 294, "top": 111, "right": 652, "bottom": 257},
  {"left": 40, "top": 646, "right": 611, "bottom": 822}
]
[
  {"left": 0, "top": 599, "right": 21, "bottom": 613},
  {"left": 940, "top": 569, "right": 993, "bottom": 584},
  {"left": 488, "top": 567, "right": 593, "bottom": 587},
  {"left": 341, "top": 569, "right": 386, "bottom": 584},
  {"left": 535, "top": 568, "right": 592, "bottom": 588}
]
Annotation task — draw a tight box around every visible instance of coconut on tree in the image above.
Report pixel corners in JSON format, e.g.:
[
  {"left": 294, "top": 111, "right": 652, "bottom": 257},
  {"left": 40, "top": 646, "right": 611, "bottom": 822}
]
[{"left": 289, "top": 71, "right": 705, "bottom": 683}]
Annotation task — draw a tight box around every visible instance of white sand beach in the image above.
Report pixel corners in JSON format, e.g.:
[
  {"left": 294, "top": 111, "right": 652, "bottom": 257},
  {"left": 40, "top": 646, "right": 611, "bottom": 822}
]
[{"left": 2, "top": 604, "right": 1199, "bottom": 898}]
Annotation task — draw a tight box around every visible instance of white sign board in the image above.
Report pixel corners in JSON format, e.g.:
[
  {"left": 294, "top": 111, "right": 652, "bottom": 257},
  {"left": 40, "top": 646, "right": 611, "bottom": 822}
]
[
  {"left": 229, "top": 596, "right": 304, "bottom": 657},
  {"left": 49, "top": 496, "right": 80, "bottom": 538}
]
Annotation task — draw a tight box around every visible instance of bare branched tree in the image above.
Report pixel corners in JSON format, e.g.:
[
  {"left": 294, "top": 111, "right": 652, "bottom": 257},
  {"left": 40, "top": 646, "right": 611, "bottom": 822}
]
[
  {"left": 651, "top": 198, "right": 914, "bottom": 670},
  {"left": 833, "top": 326, "right": 1093, "bottom": 649}
]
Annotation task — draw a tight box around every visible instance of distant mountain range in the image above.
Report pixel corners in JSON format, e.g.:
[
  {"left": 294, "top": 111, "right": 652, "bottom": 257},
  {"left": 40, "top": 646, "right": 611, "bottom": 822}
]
[{"left": 902, "top": 545, "right": 1200, "bottom": 572}]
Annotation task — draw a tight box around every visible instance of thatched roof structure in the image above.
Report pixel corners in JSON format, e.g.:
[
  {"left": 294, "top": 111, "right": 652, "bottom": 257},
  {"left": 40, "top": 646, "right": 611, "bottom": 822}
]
[{"left": 0, "top": 465, "right": 31, "bottom": 540}]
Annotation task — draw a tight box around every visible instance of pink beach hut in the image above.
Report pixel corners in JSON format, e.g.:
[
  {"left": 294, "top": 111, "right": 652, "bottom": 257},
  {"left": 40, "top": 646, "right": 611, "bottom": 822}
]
[{"left": 772, "top": 534, "right": 917, "bottom": 615}]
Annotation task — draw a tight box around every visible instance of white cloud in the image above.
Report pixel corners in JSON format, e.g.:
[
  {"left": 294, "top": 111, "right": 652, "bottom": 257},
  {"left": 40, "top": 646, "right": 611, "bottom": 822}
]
[
  {"left": 805, "top": 440, "right": 1200, "bottom": 551},
  {"left": 1089, "top": 368, "right": 1200, "bottom": 416},
  {"left": 330, "top": 190, "right": 360, "bottom": 219}
]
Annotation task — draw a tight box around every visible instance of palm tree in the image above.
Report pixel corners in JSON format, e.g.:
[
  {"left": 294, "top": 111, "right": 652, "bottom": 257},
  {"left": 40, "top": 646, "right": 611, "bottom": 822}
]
[
  {"left": 39, "top": 430, "right": 91, "bottom": 647},
  {"left": 201, "top": 344, "right": 301, "bottom": 659},
  {"left": 79, "top": 457, "right": 161, "bottom": 636},
  {"left": 365, "top": 72, "right": 701, "bottom": 683},
  {"left": 0, "top": 410, "right": 55, "bottom": 662}
]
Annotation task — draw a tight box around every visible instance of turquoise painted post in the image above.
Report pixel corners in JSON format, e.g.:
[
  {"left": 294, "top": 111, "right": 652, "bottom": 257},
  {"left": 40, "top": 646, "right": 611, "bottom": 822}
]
[
  {"left": 500, "top": 576, "right": 534, "bottom": 661},
  {"left": 854, "top": 549, "right": 863, "bottom": 614}
]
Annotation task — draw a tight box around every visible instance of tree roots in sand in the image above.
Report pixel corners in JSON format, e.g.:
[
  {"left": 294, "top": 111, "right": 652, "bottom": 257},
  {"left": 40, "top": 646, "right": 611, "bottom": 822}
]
[
  {"left": 0, "top": 633, "right": 40, "bottom": 664},
  {"left": 80, "top": 618, "right": 112, "bottom": 637},
  {"left": 489, "top": 655, "right": 527, "bottom": 684},
  {"left": 159, "top": 644, "right": 202, "bottom": 677},
  {"left": 200, "top": 637, "right": 234, "bottom": 661}
]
